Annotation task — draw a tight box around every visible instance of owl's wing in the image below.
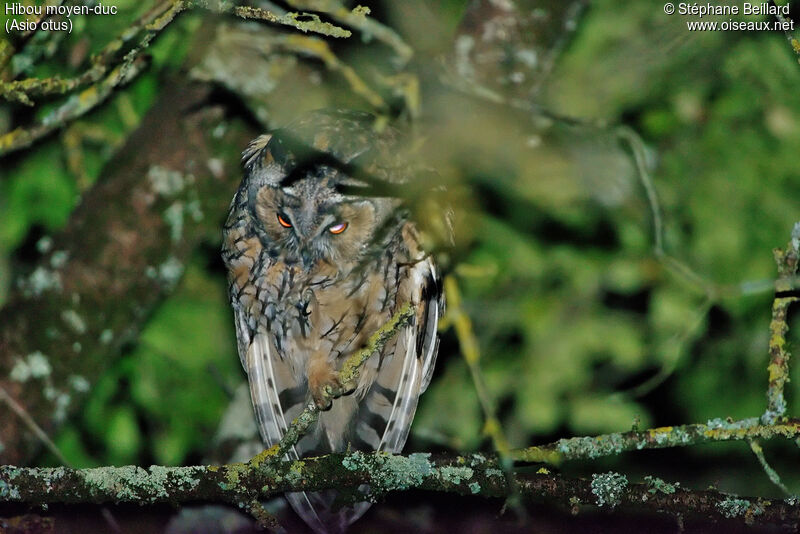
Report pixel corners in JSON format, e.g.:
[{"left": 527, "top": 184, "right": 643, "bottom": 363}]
[
  {"left": 235, "top": 305, "right": 339, "bottom": 533},
  {"left": 353, "top": 257, "right": 443, "bottom": 454}
]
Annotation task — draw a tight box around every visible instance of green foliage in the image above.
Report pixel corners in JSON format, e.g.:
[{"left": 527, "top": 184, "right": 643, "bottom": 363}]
[
  {"left": 0, "top": 144, "right": 75, "bottom": 249},
  {"left": 414, "top": 0, "right": 800, "bottom": 452},
  {"left": 63, "top": 261, "right": 240, "bottom": 467}
]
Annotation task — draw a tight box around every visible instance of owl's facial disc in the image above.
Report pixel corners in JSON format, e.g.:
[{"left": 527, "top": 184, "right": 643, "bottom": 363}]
[{"left": 254, "top": 183, "right": 377, "bottom": 271}]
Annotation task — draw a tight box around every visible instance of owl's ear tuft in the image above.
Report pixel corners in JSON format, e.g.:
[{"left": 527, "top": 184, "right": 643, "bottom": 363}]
[{"left": 242, "top": 134, "right": 273, "bottom": 170}]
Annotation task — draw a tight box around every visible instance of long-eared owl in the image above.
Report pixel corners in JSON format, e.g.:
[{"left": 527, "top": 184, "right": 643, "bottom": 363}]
[{"left": 221, "top": 110, "right": 443, "bottom": 533}]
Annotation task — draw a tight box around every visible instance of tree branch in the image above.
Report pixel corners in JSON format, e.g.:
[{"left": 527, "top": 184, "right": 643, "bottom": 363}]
[{"left": 2, "top": 451, "right": 799, "bottom": 528}]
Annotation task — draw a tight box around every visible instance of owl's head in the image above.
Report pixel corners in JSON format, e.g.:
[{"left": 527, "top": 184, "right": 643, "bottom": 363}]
[{"left": 240, "top": 111, "right": 404, "bottom": 272}]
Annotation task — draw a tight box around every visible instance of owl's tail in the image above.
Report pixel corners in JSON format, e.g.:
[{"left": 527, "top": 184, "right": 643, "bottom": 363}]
[{"left": 287, "top": 490, "right": 371, "bottom": 534}]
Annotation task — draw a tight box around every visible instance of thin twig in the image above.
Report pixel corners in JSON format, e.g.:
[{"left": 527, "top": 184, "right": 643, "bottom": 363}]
[
  {"left": 748, "top": 439, "right": 791, "bottom": 495},
  {"left": 231, "top": 5, "right": 351, "bottom": 38},
  {"left": 0, "top": 386, "right": 70, "bottom": 466},
  {"left": 284, "top": 0, "right": 412, "bottom": 64},
  {"left": 442, "top": 275, "right": 524, "bottom": 514},
  {"left": 769, "top": 0, "right": 800, "bottom": 63},
  {"left": 763, "top": 222, "right": 800, "bottom": 423}
]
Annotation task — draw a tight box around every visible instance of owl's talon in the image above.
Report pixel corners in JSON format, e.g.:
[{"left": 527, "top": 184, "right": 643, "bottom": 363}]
[
  {"left": 309, "top": 363, "right": 343, "bottom": 410},
  {"left": 313, "top": 393, "right": 333, "bottom": 411}
]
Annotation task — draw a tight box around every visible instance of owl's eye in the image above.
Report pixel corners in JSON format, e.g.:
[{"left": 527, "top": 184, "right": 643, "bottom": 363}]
[
  {"left": 328, "top": 222, "right": 348, "bottom": 235},
  {"left": 277, "top": 213, "right": 292, "bottom": 228}
]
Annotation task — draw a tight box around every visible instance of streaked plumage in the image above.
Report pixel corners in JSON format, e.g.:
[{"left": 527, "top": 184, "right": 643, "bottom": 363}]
[{"left": 221, "top": 110, "right": 443, "bottom": 533}]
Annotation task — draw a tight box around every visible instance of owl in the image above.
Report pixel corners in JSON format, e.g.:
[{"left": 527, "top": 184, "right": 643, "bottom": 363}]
[{"left": 221, "top": 110, "right": 443, "bottom": 533}]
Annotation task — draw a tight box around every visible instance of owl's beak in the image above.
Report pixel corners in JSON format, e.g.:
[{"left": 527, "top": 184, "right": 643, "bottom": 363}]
[{"left": 300, "top": 248, "right": 314, "bottom": 271}]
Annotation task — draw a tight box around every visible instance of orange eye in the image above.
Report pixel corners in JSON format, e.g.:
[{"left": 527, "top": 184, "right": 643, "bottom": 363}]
[
  {"left": 277, "top": 213, "right": 292, "bottom": 228},
  {"left": 329, "top": 222, "right": 348, "bottom": 235}
]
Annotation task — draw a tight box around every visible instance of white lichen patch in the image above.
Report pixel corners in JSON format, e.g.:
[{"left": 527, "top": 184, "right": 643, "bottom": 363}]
[
  {"left": 158, "top": 257, "right": 184, "bottom": 288},
  {"left": 717, "top": 496, "right": 763, "bottom": 518},
  {"left": 591, "top": 472, "right": 628, "bottom": 508},
  {"left": 377, "top": 453, "right": 432, "bottom": 491},
  {"left": 146, "top": 466, "right": 172, "bottom": 502},
  {"left": 99, "top": 329, "right": 114, "bottom": 345},
  {"left": 469, "top": 481, "right": 481, "bottom": 494},
  {"left": 50, "top": 250, "right": 69, "bottom": 269},
  {"left": 341, "top": 451, "right": 433, "bottom": 493},
  {"left": 707, "top": 417, "right": 759, "bottom": 430},
  {"left": 186, "top": 198, "right": 204, "bottom": 222},
  {"left": 83, "top": 465, "right": 148, "bottom": 501},
  {"left": 644, "top": 475, "right": 679, "bottom": 495},
  {"left": 146, "top": 466, "right": 201, "bottom": 503},
  {"left": 68, "top": 375, "right": 90, "bottom": 393},
  {"left": 439, "top": 466, "right": 474, "bottom": 486},
  {"left": 19, "top": 266, "right": 62, "bottom": 297},
  {"left": 10, "top": 352, "right": 52, "bottom": 382},
  {"left": 61, "top": 309, "right": 87, "bottom": 334},
  {"left": 148, "top": 165, "right": 187, "bottom": 197},
  {"left": 164, "top": 202, "right": 185, "bottom": 243},
  {"left": 43, "top": 467, "right": 67, "bottom": 494},
  {"left": 0, "top": 478, "right": 21, "bottom": 500},
  {"left": 44, "top": 386, "right": 71, "bottom": 424},
  {"left": 72, "top": 342, "right": 82, "bottom": 353},
  {"left": 485, "top": 468, "right": 503, "bottom": 478},
  {"left": 36, "top": 236, "right": 53, "bottom": 254},
  {"left": 469, "top": 453, "right": 486, "bottom": 466}
]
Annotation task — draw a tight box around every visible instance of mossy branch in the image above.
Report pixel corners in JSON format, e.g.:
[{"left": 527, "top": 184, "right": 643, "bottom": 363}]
[
  {"left": 0, "top": 0, "right": 363, "bottom": 157},
  {"left": 2, "top": 446, "right": 800, "bottom": 527},
  {"left": 0, "top": 0, "right": 185, "bottom": 107}
]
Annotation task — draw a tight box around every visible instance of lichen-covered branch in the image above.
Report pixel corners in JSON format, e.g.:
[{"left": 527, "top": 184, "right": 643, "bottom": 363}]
[
  {"left": 764, "top": 222, "right": 800, "bottom": 423},
  {"left": 0, "top": 0, "right": 361, "bottom": 156},
  {"left": 515, "top": 417, "right": 800, "bottom": 464},
  {"left": 230, "top": 5, "right": 351, "bottom": 38},
  {"left": 769, "top": 0, "right": 800, "bottom": 64},
  {"left": 0, "top": 0, "right": 184, "bottom": 106},
  {"left": 0, "top": 55, "right": 150, "bottom": 156},
  {"left": 2, "top": 453, "right": 799, "bottom": 528},
  {"left": 284, "top": 0, "right": 413, "bottom": 64}
]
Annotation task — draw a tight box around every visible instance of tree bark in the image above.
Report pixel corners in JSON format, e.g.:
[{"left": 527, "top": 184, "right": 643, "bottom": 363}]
[{"left": 0, "top": 79, "right": 255, "bottom": 464}]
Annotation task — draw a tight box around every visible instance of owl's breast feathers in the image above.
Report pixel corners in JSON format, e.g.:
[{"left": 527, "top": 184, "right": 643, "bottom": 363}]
[{"left": 225, "top": 189, "right": 419, "bottom": 365}]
